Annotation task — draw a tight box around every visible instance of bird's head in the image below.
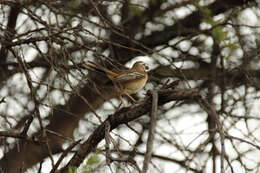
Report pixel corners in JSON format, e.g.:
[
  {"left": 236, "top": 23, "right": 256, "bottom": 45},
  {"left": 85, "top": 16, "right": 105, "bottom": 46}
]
[{"left": 132, "top": 61, "right": 149, "bottom": 72}]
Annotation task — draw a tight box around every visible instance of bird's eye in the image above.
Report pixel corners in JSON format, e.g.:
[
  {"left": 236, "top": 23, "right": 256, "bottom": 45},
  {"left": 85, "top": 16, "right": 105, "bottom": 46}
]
[{"left": 144, "top": 64, "right": 149, "bottom": 70}]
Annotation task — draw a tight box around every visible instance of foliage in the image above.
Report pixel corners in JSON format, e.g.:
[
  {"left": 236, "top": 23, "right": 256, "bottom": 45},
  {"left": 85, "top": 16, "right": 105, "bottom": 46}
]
[{"left": 0, "top": 0, "right": 259, "bottom": 173}]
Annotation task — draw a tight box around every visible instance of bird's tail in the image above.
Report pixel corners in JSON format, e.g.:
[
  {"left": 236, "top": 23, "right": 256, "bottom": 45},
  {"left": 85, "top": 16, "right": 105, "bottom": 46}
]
[{"left": 84, "top": 61, "right": 119, "bottom": 77}]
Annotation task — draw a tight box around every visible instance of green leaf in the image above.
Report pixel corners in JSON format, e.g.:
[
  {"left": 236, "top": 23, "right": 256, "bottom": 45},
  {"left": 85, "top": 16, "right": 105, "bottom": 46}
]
[
  {"left": 129, "top": 5, "right": 143, "bottom": 16},
  {"left": 68, "top": 166, "right": 77, "bottom": 173},
  {"left": 224, "top": 42, "right": 239, "bottom": 50},
  {"left": 86, "top": 154, "right": 100, "bottom": 166},
  {"left": 200, "top": 7, "right": 212, "bottom": 18},
  {"left": 192, "top": 0, "right": 211, "bottom": 17},
  {"left": 212, "top": 26, "right": 228, "bottom": 43},
  {"left": 67, "top": 0, "right": 81, "bottom": 9}
]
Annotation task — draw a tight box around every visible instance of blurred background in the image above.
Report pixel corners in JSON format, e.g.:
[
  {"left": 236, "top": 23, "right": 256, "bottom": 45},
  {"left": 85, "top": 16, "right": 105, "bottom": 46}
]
[{"left": 0, "top": 0, "right": 260, "bottom": 172}]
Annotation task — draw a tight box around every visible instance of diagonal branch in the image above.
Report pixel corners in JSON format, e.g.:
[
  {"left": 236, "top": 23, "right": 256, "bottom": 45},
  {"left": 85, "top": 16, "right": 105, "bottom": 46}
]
[{"left": 58, "top": 88, "right": 210, "bottom": 172}]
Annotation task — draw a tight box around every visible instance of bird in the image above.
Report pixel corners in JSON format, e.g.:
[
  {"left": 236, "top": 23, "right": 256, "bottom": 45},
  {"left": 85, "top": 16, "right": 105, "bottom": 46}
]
[{"left": 84, "top": 61, "right": 149, "bottom": 106}]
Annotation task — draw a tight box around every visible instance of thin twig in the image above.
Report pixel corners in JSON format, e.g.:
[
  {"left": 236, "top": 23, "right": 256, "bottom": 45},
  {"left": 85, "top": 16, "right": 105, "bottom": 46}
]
[
  {"left": 142, "top": 90, "right": 158, "bottom": 173},
  {"left": 50, "top": 140, "right": 81, "bottom": 173}
]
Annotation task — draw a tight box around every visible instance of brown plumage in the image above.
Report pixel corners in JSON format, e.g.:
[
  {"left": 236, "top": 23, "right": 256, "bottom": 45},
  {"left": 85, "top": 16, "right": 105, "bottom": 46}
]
[{"left": 84, "top": 61, "right": 149, "bottom": 106}]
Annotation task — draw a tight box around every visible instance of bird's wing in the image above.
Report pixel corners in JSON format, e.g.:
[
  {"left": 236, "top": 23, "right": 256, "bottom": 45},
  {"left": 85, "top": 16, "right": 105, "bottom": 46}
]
[{"left": 113, "top": 72, "right": 146, "bottom": 83}]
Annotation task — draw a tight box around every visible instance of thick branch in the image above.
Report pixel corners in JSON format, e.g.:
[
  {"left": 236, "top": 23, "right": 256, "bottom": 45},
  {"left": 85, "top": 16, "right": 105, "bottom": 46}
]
[
  {"left": 153, "top": 65, "right": 260, "bottom": 89},
  {"left": 59, "top": 88, "right": 200, "bottom": 172},
  {"left": 0, "top": 84, "right": 118, "bottom": 173}
]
